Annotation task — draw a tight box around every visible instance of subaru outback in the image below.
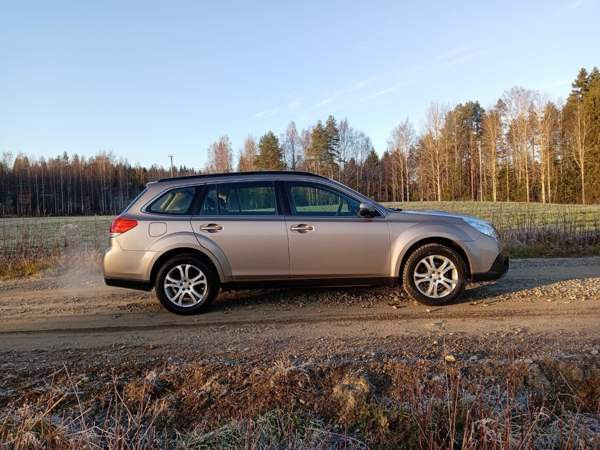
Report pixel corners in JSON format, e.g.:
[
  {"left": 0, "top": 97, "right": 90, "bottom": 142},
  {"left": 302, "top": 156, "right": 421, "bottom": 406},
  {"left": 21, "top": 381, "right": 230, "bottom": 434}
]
[{"left": 104, "top": 171, "right": 508, "bottom": 314}]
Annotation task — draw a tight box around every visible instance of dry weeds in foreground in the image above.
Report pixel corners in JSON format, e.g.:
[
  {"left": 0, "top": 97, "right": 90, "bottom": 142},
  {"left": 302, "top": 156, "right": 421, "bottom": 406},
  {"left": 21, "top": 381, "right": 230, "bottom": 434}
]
[{"left": 1, "top": 357, "right": 598, "bottom": 449}]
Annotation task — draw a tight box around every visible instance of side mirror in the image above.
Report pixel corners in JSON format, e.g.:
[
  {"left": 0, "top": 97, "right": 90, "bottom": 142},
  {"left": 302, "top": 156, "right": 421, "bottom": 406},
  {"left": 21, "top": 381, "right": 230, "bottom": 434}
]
[{"left": 359, "top": 203, "right": 377, "bottom": 218}]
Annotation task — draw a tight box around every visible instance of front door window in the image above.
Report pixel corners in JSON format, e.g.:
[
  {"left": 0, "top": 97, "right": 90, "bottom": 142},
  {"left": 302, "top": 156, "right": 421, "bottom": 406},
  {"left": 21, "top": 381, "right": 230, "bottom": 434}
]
[{"left": 288, "top": 183, "right": 360, "bottom": 217}]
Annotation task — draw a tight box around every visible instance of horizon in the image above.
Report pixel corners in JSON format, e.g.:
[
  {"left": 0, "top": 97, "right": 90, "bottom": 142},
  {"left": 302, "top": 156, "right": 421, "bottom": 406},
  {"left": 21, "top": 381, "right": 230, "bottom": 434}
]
[{"left": 2, "top": 0, "right": 599, "bottom": 169}]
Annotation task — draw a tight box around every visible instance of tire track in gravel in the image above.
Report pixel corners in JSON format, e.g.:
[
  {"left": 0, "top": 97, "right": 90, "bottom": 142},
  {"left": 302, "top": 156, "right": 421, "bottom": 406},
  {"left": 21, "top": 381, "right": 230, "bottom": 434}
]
[
  {"left": 1, "top": 257, "right": 599, "bottom": 353},
  {"left": 2, "top": 305, "right": 599, "bottom": 336}
]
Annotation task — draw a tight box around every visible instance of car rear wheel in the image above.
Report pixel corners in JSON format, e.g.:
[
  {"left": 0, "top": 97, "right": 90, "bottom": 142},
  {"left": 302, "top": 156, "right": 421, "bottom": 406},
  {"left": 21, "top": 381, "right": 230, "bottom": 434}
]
[
  {"left": 155, "top": 255, "right": 218, "bottom": 314},
  {"left": 402, "top": 243, "right": 466, "bottom": 306}
]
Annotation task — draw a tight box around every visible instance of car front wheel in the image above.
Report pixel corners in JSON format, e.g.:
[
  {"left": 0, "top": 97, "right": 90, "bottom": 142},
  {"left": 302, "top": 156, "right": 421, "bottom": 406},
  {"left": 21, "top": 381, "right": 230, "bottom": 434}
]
[
  {"left": 155, "top": 255, "right": 218, "bottom": 314},
  {"left": 402, "top": 243, "right": 466, "bottom": 306}
]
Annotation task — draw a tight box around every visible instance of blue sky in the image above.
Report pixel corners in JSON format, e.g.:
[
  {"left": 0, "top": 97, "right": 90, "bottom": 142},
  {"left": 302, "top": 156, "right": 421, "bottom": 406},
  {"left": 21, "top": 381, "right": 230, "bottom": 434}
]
[{"left": 1, "top": 0, "right": 599, "bottom": 169}]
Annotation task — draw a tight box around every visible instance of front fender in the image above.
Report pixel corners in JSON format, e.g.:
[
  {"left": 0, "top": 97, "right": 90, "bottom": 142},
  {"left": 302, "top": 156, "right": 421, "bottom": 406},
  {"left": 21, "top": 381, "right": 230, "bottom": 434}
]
[{"left": 389, "top": 222, "right": 474, "bottom": 277}]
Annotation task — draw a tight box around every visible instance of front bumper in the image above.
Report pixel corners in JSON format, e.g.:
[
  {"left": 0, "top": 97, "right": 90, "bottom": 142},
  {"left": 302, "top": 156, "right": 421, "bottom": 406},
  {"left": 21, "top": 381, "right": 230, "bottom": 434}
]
[{"left": 471, "top": 253, "right": 509, "bottom": 282}]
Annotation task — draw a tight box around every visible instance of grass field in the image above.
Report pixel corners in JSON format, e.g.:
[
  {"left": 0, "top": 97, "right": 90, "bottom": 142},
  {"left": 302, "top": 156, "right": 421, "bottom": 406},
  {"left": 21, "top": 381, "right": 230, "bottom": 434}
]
[
  {"left": 0, "top": 215, "right": 111, "bottom": 250},
  {"left": 0, "top": 215, "right": 111, "bottom": 277},
  {"left": 1, "top": 201, "right": 600, "bottom": 277},
  {"left": 384, "top": 201, "right": 600, "bottom": 231}
]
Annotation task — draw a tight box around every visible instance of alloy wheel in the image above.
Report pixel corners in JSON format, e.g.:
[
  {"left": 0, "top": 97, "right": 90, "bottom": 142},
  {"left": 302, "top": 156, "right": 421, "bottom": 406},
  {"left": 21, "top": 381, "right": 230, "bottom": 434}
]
[
  {"left": 413, "top": 255, "right": 458, "bottom": 299},
  {"left": 163, "top": 263, "right": 208, "bottom": 307}
]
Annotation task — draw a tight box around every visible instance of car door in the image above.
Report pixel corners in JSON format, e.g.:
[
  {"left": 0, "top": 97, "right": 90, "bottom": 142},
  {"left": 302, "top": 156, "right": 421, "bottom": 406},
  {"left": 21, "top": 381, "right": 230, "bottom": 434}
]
[
  {"left": 190, "top": 181, "right": 289, "bottom": 280},
  {"left": 284, "top": 181, "right": 390, "bottom": 278}
]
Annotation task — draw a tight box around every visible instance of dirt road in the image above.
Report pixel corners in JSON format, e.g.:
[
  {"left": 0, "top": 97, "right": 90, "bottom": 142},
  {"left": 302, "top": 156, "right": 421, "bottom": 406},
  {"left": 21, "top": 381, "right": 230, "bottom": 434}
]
[
  {"left": 1, "top": 257, "right": 599, "bottom": 354},
  {"left": 2, "top": 258, "right": 599, "bottom": 447}
]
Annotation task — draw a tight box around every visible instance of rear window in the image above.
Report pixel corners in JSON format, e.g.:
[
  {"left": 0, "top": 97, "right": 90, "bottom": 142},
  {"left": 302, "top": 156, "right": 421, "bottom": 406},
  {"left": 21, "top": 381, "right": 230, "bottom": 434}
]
[{"left": 147, "top": 187, "right": 195, "bottom": 214}]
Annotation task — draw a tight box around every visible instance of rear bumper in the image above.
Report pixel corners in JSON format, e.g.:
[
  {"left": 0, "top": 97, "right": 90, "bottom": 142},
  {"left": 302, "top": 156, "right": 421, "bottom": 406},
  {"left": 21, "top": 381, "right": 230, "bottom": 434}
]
[
  {"left": 471, "top": 253, "right": 509, "bottom": 282},
  {"left": 105, "top": 277, "right": 153, "bottom": 291}
]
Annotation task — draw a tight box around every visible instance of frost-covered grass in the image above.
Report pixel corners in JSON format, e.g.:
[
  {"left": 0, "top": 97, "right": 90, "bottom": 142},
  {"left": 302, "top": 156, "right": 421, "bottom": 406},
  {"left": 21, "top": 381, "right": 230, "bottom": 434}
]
[
  {"left": 1, "top": 358, "right": 598, "bottom": 449},
  {"left": 0, "top": 216, "right": 109, "bottom": 278},
  {"left": 2, "top": 201, "right": 600, "bottom": 277},
  {"left": 386, "top": 201, "right": 600, "bottom": 257},
  {"left": 384, "top": 201, "right": 600, "bottom": 231}
]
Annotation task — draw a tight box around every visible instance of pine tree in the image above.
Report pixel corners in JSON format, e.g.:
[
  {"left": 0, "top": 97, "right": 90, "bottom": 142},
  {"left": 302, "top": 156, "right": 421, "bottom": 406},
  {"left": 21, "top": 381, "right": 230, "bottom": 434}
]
[
  {"left": 255, "top": 131, "right": 285, "bottom": 170},
  {"left": 584, "top": 67, "right": 600, "bottom": 202},
  {"left": 324, "top": 115, "right": 341, "bottom": 174},
  {"left": 306, "top": 121, "right": 328, "bottom": 173},
  {"left": 572, "top": 67, "right": 590, "bottom": 99},
  {"left": 564, "top": 67, "right": 595, "bottom": 203}
]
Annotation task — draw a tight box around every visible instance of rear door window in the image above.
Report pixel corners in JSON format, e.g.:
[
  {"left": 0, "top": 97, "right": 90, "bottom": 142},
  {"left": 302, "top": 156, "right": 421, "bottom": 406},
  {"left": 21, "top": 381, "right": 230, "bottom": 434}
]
[
  {"left": 198, "top": 182, "right": 278, "bottom": 215},
  {"left": 198, "top": 185, "right": 218, "bottom": 215}
]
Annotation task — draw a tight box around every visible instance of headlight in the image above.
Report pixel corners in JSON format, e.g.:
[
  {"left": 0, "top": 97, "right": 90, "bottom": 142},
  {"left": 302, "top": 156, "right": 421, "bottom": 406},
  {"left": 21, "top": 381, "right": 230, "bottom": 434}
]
[{"left": 463, "top": 217, "right": 499, "bottom": 240}]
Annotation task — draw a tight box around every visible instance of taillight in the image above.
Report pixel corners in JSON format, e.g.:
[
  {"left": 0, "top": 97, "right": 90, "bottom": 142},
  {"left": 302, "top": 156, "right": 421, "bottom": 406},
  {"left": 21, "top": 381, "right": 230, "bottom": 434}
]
[{"left": 110, "top": 217, "right": 138, "bottom": 235}]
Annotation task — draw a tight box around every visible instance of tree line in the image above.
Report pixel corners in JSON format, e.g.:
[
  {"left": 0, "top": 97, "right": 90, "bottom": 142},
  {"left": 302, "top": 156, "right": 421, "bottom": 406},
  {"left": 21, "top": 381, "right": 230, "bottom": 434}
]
[
  {"left": 1, "top": 67, "right": 599, "bottom": 217},
  {"left": 0, "top": 154, "right": 198, "bottom": 216}
]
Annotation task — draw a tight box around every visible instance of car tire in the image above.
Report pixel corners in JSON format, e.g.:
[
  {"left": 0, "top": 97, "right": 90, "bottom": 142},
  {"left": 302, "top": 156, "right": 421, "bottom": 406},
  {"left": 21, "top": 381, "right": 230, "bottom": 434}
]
[
  {"left": 402, "top": 243, "right": 466, "bottom": 306},
  {"left": 155, "top": 254, "right": 219, "bottom": 315}
]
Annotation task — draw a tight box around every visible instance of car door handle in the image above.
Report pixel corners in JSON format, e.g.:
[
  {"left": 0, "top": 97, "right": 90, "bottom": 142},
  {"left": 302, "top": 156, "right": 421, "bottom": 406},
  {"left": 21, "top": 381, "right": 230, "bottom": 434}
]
[
  {"left": 199, "top": 223, "right": 223, "bottom": 233},
  {"left": 290, "top": 224, "right": 314, "bottom": 233}
]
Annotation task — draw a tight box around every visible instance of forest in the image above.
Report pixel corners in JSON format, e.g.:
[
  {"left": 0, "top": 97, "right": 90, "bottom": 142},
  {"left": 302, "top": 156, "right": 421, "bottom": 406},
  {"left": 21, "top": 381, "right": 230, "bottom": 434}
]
[{"left": 1, "top": 67, "right": 599, "bottom": 217}]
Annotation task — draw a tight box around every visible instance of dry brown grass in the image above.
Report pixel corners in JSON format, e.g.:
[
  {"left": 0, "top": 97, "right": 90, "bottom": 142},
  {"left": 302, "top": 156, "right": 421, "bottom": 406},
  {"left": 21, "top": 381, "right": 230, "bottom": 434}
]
[
  {"left": 0, "top": 249, "right": 102, "bottom": 280},
  {"left": 1, "top": 357, "right": 598, "bottom": 449},
  {"left": 0, "top": 256, "right": 54, "bottom": 279},
  {"left": 0, "top": 216, "right": 108, "bottom": 279},
  {"left": 2, "top": 204, "right": 600, "bottom": 279}
]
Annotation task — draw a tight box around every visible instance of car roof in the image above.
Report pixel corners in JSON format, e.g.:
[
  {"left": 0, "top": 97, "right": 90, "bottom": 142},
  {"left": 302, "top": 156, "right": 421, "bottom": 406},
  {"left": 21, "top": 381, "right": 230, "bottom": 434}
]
[
  {"left": 137, "top": 170, "right": 388, "bottom": 216},
  {"left": 156, "top": 171, "right": 329, "bottom": 184}
]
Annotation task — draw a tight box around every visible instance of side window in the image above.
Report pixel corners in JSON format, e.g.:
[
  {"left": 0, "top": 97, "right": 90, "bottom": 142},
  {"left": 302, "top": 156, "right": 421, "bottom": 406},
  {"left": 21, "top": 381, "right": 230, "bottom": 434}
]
[
  {"left": 147, "top": 187, "right": 195, "bottom": 214},
  {"left": 199, "top": 185, "right": 218, "bottom": 215},
  {"left": 288, "top": 183, "right": 360, "bottom": 217},
  {"left": 198, "top": 182, "right": 278, "bottom": 215}
]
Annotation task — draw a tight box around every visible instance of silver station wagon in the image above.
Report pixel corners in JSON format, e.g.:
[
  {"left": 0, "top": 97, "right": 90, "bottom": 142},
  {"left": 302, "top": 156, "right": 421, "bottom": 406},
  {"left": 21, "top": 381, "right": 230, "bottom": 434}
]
[{"left": 104, "top": 171, "right": 508, "bottom": 314}]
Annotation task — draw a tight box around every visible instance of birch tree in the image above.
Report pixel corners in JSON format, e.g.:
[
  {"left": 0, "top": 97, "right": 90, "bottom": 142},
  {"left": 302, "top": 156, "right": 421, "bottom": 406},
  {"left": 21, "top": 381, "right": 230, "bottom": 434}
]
[{"left": 206, "top": 135, "right": 233, "bottom": 173}]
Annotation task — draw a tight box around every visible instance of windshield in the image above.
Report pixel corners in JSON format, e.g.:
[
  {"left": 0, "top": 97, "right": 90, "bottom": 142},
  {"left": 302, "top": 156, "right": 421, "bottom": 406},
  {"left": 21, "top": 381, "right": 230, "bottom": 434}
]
[{"left": 327, "top": 179, "right": 390, "bottom": 211}]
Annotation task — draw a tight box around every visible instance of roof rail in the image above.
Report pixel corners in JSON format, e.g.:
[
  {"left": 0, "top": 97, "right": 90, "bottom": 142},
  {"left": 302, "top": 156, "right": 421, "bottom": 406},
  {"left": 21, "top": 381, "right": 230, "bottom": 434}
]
[{"left": 156, "top": 170, "right": 328, "bottom": 183}]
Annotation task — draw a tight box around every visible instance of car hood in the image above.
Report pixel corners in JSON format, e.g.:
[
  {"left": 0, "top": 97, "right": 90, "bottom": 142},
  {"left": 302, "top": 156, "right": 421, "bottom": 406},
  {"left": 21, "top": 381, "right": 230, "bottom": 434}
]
[{"left": 387, "top": 209, "right": 481, "bottom": 222}]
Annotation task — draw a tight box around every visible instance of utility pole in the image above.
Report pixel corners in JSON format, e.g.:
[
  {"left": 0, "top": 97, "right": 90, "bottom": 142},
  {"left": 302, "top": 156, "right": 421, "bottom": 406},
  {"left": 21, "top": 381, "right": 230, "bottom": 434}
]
[{"left": 168, "top": 154, "right": 174, "bottom": 177}]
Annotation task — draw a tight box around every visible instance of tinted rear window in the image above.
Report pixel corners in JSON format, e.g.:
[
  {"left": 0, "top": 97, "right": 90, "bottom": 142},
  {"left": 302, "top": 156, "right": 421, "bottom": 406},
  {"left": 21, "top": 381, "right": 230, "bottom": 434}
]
[
  {"left": 197, "top": 182, "right": 277, "bottom": 215},
  {"left": 148, "top": 187, "right": 195, "bottom": 214}
]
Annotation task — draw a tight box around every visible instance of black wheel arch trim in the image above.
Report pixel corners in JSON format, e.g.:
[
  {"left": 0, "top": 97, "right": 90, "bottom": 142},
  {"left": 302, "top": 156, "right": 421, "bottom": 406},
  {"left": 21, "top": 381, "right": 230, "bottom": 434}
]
[
  {"left": 149, "top": 247, "right": 222, "bottom": 285},
  {"left": 105, "top": 277, "right": 153, "bottom": 291},
  {"left": 399, "top": 237, "right": 472, "bottom": 279}
]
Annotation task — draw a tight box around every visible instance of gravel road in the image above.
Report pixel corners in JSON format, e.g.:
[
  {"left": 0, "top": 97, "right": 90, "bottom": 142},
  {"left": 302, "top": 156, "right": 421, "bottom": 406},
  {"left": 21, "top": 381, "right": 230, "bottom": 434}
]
[{"left": 1, "top": 257, "right": 599, "bottom": 356}]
